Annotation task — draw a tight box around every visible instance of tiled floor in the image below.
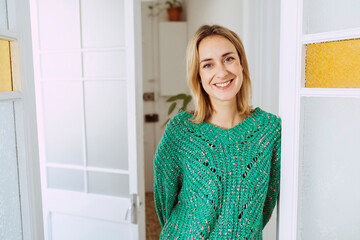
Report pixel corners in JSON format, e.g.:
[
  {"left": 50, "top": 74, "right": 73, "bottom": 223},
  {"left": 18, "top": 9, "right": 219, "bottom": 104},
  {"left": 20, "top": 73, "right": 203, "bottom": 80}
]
[{"left": 145, "top": 192, "right": 161, "bottom": 240}]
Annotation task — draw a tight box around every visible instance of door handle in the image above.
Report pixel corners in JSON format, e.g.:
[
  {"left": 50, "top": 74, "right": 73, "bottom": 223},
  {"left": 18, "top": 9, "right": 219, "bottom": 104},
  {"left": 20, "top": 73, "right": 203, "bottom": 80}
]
[{"left": 125, "top": 193, "right": 137, "bottom": 224}]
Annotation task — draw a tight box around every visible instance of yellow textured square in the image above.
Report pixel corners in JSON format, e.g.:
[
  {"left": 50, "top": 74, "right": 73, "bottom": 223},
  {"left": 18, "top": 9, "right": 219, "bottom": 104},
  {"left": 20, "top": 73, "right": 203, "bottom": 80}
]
[
  {"left": 0, "top": 39, "right": 13, "bottom": 92},
  {"left": 305, "top": 39, "right": 360, "bottom": 88}
]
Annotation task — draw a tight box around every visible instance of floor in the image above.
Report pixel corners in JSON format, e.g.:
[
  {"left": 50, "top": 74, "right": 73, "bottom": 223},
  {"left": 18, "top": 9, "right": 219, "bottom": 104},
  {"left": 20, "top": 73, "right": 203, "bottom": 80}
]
[{"left": 145, "top": 192, "right": 162, "bottom": 240}]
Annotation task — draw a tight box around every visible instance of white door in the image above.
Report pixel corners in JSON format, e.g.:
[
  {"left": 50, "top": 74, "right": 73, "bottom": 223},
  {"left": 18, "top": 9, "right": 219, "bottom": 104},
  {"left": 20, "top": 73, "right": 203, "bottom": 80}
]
[
  {"left": 30, "top": 0, "right": 145, "bottom": 239},
  {"left": 0, "top": 0, "right": 44, "bottom": 239},
  {"left": 278, "top": 0, "right": 360, "bottom": 239}
]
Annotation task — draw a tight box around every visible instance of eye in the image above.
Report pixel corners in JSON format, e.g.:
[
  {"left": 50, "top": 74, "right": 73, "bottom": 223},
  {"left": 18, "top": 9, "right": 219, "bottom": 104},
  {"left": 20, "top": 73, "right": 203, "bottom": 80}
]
[
  {"left": 225, "top": 56, "right": 234, "bottom": 62},
  {"left": 203, "top": 63, "right": 212, "bottom": 69}
]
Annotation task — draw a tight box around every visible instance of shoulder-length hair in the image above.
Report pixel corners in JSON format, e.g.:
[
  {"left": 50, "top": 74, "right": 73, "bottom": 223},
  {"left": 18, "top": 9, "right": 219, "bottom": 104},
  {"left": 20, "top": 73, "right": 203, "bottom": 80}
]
[{"left": 186, "top": 24, "right": 253, "bottom": 123}]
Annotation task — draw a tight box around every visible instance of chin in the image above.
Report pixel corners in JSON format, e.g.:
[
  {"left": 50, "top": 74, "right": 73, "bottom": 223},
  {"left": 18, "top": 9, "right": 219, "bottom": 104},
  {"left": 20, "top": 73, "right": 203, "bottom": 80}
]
[{"left": 213, "top": 94, "right": 238, "bottom": 103}]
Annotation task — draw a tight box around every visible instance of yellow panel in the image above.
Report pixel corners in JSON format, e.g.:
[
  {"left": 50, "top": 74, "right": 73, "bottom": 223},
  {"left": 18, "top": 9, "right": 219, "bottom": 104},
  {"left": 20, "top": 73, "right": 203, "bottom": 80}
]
[
  {"left": 0, "top": 39, "right": 13, "bottom": 92},
  {"left": 305, "top": 39, "right": 360, "bottom": 88}
]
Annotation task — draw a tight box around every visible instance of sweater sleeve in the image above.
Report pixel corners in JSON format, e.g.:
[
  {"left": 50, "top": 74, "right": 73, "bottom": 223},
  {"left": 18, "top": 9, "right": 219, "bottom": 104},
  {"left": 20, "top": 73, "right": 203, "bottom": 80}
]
[
  {"left": 262, "top": 117, "right": 281, "bottom": 229},
  {"left": 153, "top": 121, "right": 182, "bottom": 228}
]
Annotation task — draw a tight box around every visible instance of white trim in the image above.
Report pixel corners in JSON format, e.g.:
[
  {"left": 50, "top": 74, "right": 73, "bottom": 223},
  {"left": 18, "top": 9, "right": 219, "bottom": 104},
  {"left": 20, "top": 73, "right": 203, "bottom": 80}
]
[
  {"left": 0, "top": 30, "right": 18, "bottom": 40},
  {"left": 16, "top": 0, "right": 44, "bottom": 238},
  {"left": 0, "top": 91, "right": 22, "bottom": 101},
  {"left": 86, "top": 167, "right": 129, "bottom": 174},
  {"left": 302, "top": 27, "right": 360, "bottom": 44},
  {"left": 82, "top": 77, "right": 127, "bottom": 81},
  {"left": 300, "top": 88, "right": 360, "bottom": 98},
  {"left": 46, "top": 189, "right": 131, "bottom": 222},
  {"left": 38, "top": 47, "right": 126, "bottom": 54},
  {"left": 277, "top": 0, "right": 303, "bottom": 239},
  {"left": 125, "top": 0, "right": 145, "bottom": 238},
  {"left": 29, "top": 0, "right": 49, "bottom": 239},
  {"left": 39, "top": 77, "right": 127, "bottom": 82},
  {"left": 257, "top": 0, "right": 264, "bottom": 107},
  {"left": 14, "top": 101, "right": 31, "bottom": 240},
  {"left": 45, "top": 163, "right": 130, "bottom": 175},
  {"left": 125, "top": 0, "right": 137, "bottom": 194}
]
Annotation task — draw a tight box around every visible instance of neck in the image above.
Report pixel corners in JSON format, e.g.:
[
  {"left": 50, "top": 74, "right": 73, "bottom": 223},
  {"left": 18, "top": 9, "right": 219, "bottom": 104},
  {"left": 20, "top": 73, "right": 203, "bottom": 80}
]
[{"left": 206, "top": 99, "right": 244, "bottom": 129}]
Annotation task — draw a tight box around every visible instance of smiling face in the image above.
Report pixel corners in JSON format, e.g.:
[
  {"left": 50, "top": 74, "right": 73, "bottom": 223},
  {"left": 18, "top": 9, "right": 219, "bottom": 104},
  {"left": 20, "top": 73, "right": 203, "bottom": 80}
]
[{"left": 198, "top": 35, "right": 243, "bottom": 107}]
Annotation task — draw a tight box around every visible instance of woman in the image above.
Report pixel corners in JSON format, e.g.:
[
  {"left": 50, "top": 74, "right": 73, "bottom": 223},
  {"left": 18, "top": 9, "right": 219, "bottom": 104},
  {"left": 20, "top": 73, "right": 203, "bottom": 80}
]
[{"left": 153, "top": 25, "right": 281, "bottom": 239}]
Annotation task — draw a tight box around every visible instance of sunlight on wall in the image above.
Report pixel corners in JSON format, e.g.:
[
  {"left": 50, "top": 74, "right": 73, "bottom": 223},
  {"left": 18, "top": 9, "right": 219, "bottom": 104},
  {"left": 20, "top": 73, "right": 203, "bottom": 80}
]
[
  {"left": 305, "top": 38, "right": 360, "bottom": 88},
  {"left": 0, "top": 39, "right": 13, "bottom": 92}
]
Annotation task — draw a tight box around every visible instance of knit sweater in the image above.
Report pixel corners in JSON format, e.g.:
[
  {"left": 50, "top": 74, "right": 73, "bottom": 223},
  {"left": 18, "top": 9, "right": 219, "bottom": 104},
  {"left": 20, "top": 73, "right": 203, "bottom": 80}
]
[{"left": 153, "top": 107, "right": 281, "bottom": 240}]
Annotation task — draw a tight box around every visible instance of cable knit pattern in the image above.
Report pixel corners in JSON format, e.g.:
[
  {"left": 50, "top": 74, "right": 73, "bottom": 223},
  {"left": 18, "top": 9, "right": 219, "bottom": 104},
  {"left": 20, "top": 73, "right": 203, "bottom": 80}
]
[{"left": 153, "top": 107, "right": 281, "bottom": 240}]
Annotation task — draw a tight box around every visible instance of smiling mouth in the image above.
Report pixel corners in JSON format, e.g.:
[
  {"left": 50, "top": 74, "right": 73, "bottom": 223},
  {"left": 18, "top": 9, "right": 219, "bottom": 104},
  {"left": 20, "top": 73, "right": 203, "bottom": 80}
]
[{"left": 214, "top": 79, "right": 233, "bottom": 87}]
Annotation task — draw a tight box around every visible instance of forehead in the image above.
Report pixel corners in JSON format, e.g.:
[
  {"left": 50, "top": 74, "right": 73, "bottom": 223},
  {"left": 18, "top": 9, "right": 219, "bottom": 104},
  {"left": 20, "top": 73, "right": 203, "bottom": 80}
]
[{"left": 198, "top": 35, "right": 236, "bottom": 59}]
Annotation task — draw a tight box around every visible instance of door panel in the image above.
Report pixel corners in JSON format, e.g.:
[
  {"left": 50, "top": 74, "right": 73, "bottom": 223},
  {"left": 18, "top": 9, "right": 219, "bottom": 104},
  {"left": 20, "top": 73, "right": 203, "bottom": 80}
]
[
  {"left": 47, "top": 167, "right": 85, "bottom": 192},
  {"left": 42, "top": 81, "right": 84, "bottom": 165},
  {"left": 32, "top": 0, "right": 143, "bottom": 239},
  {"left": 87, "top": 171, "right": 129, "bottom": 197},
  {"left": 84, "top": 81, "right": 128, "bottom": 170},
  {"left": 40, "top": 53, "right": 82, "bottom": 79},
  {"left": 0, "top": 101, "right": 22, "bottom": 240},
  {"left": 303, "top": 0, "right": 360, "bottom": 34},
  {"left": 0, "top": 0, "right": 7, "bottom": 29},
  {"left": 51, "top": 213, "right": 131, "bottom": 240},
  {"left": 37, "top": 0, "right": 80, "bottom": 50},
  {"left": 305, "top": 39, "right": 360, "bottom": 88},
  {"left": 298, "top": 97, "right": 360, "bottom": 239},
  {"left": 82, "top": 51, "right": 127, "bottom": 78},
  {"left": 80, "top": 0, "right": 125, "bottom": 48}
]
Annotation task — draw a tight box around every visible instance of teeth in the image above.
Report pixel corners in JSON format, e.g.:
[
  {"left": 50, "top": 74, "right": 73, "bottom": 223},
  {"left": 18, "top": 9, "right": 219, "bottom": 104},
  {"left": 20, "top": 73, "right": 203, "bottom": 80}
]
[{"left": 215, "top": 80, "right": 231, "bottom": 87}]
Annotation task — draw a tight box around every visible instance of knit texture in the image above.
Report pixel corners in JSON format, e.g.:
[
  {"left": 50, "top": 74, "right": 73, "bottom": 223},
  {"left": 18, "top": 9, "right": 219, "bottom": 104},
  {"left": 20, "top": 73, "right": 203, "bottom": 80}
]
[{"left": 154, "top": 107, "right": 281, "bottom": 239}]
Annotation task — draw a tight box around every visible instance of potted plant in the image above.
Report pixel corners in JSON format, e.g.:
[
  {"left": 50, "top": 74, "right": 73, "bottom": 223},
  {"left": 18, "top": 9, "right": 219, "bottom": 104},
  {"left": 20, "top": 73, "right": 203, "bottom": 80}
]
[
  {"left": 165, "top": 0, "right": 182, "bottom": 21},
  {"left": 148, "top": 0, "right": 183, "bottom": 21}
]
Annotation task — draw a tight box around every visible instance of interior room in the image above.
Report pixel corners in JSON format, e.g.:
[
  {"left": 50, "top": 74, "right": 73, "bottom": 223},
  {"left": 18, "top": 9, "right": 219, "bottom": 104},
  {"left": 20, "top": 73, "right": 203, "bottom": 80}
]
[{"left": 1, "top": 0, "right": 359, "bottom": 239}]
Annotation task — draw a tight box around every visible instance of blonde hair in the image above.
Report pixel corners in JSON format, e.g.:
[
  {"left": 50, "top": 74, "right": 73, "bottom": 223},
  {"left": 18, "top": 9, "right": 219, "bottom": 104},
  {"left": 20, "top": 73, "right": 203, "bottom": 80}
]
[{"left": 186, "top": 25, "right": 253, "bottom": 123}]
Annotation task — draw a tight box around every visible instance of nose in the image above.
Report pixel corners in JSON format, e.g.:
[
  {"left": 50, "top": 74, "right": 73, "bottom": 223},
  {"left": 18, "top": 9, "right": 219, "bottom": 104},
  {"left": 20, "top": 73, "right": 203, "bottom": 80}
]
[{"left": 216, "top": 63, "right": 228, "bottom": 79}]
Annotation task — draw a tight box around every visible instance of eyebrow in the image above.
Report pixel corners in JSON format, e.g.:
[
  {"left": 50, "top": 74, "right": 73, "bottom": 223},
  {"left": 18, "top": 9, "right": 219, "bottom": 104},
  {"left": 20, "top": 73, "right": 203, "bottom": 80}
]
[{"left": 200, "top": 52, "right": 235, "bottom": 63}]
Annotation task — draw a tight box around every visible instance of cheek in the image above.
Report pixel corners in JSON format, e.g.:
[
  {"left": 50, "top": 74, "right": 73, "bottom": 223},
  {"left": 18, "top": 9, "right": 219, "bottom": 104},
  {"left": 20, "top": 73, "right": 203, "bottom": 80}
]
[{"left": 199, "top": 71, "right": 210, "bottom": 83}]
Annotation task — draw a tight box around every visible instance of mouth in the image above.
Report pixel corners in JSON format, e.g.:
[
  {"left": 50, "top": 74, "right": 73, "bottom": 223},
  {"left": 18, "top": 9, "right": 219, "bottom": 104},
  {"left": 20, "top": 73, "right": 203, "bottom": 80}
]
[{"left": 214, "top": 79, "right": 233, "bottom": 88}]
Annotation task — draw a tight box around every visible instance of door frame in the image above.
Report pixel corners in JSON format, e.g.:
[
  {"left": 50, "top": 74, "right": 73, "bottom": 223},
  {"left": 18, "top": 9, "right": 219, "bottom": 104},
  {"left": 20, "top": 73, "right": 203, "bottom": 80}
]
[
  {"left": 278, "top": 0, "right": 303, "bottom": 239},
  {"left": 125, "top": 0, "right": 146, "bottom": 238},
  {"left": 16, "top": 0, "right": 44, "bottom": 238},
  {"left": 278, "top": 0, "right": 360, "bottom": 239},
  {"left": 0, "top": 0, "right": 44, "bottom": 239}
]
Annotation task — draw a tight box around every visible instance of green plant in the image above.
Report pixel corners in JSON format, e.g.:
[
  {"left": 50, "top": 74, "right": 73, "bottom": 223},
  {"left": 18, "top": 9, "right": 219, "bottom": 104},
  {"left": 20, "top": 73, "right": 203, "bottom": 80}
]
[
  {"left": 165, "top": 0, "right": 182, "bottom": 10},
  {"left": 148, "top": 0, "right": 182, "bottom": 16},
  {"left": 163, "top": 93, "right": 192, "bottom": 127}
]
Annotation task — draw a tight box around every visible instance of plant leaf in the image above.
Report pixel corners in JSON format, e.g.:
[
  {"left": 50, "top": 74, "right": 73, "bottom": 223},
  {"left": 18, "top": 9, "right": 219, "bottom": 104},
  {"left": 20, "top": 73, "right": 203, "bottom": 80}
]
[
  {"left": 166, "top": 93, "right": 187, "bottom": 102},
  {"left": 182, "top": 95, "right": 192, "bottom": 111},
  {"left": 168, "top": 102, "right": 177, "bottom": 115},
  {"left": 162, "top": 118, "right": 170, "bottom": 128}
]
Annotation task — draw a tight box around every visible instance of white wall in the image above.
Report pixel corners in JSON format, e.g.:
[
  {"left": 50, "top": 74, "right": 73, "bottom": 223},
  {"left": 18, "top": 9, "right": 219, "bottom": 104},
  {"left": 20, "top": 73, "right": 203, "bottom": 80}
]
[{"left": 186, "top": 0, "right": 243, "bottom": 38}]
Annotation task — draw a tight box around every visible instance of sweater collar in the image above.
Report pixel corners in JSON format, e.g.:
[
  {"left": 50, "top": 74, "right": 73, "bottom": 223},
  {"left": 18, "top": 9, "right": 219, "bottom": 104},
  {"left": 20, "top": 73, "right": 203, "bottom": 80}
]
[{"left": 179, "top": 107, "right": 262, "bottom": 134}]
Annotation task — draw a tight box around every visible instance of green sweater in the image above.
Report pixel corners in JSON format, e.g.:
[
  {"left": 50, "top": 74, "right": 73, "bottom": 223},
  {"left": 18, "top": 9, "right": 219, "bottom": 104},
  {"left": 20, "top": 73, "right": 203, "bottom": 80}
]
[{"left": 154, "top": 107, "right": 281, "bottom": 239}]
